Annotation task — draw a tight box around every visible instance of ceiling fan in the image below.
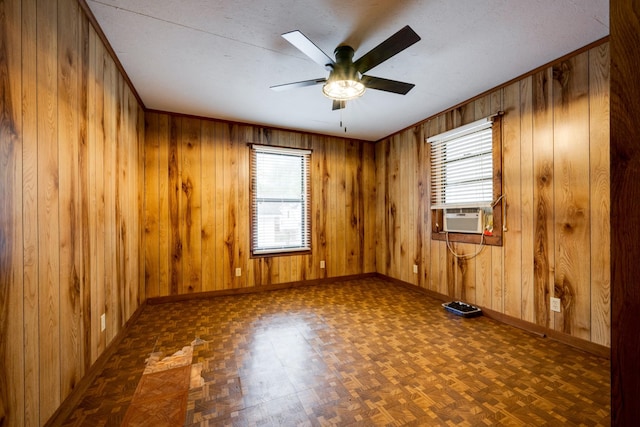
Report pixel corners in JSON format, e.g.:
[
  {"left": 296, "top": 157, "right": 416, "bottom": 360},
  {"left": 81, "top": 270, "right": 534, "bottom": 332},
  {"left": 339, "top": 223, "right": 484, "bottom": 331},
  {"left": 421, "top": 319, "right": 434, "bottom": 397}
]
[{"left": 271, "top": 25, "right": 421, "bottom": 110}]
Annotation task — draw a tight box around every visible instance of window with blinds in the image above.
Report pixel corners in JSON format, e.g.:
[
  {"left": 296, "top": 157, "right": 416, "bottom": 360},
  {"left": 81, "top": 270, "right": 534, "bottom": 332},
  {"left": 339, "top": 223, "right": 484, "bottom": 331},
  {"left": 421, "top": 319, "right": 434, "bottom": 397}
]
[
  {"left": 428, "top": 117, "right": 494, "bottom": 210},
  {"left": 250, "top": 145, "right": 311, "bottom": 256}
]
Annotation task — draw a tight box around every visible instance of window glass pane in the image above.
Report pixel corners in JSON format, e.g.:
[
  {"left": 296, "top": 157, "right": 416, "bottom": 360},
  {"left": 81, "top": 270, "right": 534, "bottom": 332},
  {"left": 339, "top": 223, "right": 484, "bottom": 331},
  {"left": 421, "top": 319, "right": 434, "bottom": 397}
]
[
  {"left": 445, "top": 180, "right": 493, "bottom": 205},
  {"left": 256, "top": 153, "right": 303, "bottom": 200},
  {"left": 444, "top": 153, "right": 493, "bottom": 204},
  {"left": 256, "top": 201, "right": 303, "bottom": 249}
]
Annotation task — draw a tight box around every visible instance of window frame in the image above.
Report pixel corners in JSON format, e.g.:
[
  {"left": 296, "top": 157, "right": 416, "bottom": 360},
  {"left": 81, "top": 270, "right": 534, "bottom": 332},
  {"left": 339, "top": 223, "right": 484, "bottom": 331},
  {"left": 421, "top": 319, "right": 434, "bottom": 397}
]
[
  {"left": 249, "top": 144, "right": 312, "bottom": 257},
  {"left": 429, "top": 114, "right": 503, "bottom": 246}
]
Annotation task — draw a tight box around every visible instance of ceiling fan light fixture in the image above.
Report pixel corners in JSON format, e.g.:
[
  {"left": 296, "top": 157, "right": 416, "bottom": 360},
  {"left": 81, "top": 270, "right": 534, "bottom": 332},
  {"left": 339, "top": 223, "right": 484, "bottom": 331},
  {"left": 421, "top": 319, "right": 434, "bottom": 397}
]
[
  {"left": 322, "top": 78, "right": 366, "bottom": 101},
  {"left": 322, "top": 62, "right": 365, "bottom": 101}
]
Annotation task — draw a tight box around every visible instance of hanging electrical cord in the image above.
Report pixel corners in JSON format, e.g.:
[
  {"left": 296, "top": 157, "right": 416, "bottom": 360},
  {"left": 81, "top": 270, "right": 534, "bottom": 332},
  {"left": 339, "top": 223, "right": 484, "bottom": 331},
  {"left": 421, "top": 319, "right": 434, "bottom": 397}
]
[
  {"left": 492, "top": 194, "right": 507, "bottom": 232},
  {"left": 445, "top": 231, "right": 486, "bottom": 259},
  {"left": 444, "top": 193, "right": 506, "bottom": 259}
]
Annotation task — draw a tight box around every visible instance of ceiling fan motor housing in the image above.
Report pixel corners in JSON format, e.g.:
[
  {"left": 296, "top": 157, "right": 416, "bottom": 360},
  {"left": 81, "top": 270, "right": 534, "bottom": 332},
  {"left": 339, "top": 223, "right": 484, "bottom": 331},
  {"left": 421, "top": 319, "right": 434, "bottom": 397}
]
[
  {"left": 330, "top": 45, "right": 360, "bottom": 81},
  {"left": 323, "top": 45, "right": 366, "bottom": 101}
]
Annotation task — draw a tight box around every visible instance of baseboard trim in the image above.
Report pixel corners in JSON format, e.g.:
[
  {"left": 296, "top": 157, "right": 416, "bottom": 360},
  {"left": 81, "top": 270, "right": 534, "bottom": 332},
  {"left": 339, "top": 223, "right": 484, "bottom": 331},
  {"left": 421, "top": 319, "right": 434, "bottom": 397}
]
[
  {"left": 44, "top": 301, "right": 148, "bottom": 427},
  {"left": 378, "top": 273, "right": 610, "bottom": 360},
  {"left": 146, "top": 273, "right": 378, "bottom": 305}
]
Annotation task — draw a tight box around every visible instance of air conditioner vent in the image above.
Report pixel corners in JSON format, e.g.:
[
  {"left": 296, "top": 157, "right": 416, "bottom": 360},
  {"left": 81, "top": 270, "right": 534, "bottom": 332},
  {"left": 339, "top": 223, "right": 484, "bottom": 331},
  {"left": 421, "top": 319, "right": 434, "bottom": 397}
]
[{"left": 443, "top": 209, "right": 483, "bottom": 234}]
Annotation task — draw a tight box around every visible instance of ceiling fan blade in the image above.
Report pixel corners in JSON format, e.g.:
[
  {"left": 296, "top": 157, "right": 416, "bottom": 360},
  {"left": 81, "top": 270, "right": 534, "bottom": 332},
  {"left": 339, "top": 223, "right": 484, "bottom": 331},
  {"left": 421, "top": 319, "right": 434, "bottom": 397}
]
[
  {"left": 282, "top": 30, "right": 335, "bottom": 70},
  {"left": 270, "top": 78, "right": 326, "bottom": 91},
  {"left": 361, "top": 75, "right": 415, "bottom": 95},
  {"left": 354, "top": 25, "right": 421, "bottom": 74},
  {"left": 332, "top": 100, "right": 346, "bottom": 110}
]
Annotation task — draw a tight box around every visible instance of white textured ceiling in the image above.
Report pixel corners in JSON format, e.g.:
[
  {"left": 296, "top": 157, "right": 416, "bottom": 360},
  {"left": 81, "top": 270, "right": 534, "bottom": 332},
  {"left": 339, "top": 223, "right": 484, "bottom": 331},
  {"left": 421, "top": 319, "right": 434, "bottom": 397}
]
[{"left": 86, "top": 0, "right": 609, "bottom": 141}]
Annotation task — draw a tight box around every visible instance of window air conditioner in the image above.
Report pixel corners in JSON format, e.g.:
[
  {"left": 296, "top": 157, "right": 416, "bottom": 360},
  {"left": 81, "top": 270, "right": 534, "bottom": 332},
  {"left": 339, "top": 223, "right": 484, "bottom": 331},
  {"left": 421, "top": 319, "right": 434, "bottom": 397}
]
[{"left": 443, "top": 208, "right": 484, "bottom": 234}]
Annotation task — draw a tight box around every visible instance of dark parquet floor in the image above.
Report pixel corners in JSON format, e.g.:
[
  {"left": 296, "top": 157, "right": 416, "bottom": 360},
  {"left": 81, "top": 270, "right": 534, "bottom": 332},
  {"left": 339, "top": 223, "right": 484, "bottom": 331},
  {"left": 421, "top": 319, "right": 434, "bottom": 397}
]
[{"left": 60, "top": 277, "right": 610, "bottom": 426}]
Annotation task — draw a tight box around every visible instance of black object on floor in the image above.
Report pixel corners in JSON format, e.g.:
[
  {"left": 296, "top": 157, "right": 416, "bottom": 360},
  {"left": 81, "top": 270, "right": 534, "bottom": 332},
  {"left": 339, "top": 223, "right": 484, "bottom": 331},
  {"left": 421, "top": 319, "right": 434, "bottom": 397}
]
[{"left": 442, "top": 301, "right": 482, "bottom": 317}]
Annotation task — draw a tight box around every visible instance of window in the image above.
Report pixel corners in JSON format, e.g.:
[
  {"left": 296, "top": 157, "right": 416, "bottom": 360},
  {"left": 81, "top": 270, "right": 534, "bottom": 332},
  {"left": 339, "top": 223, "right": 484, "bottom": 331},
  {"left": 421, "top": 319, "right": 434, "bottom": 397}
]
[
  {"left": 250, "top": 145, "right": 311, "bottom": 256},
  {"left": 428, "top": 115, "right": 503, "bottom": 245},
  {"left": 429, "top": 118, "right": 494, "bottom": 209}
]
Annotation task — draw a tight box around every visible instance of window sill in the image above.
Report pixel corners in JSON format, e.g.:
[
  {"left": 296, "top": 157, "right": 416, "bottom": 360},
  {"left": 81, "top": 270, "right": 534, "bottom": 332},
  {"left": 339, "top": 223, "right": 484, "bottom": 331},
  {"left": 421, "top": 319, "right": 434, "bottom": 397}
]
[
  {"left": 251, "top": 249, "right": 311, "bottom": 259},
  {"left": 431, "top": 231, "right": 502, "bottom": 247}
]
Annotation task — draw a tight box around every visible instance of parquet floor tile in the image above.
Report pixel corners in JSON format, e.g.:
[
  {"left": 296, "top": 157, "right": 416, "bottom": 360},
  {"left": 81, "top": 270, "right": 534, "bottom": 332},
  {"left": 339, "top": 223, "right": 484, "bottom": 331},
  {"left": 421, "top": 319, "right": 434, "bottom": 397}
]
[{"left": 59, "top": 277, "right": 610, "bottom": 426}]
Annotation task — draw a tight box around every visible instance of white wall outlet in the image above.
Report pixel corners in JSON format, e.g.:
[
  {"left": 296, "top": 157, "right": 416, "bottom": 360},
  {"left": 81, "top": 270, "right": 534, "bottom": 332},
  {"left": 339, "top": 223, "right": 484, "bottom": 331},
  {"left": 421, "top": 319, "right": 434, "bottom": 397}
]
[
  {"left": 320, "top": 260, "right": 325, "bottom": 269},
  {"left": 413, "top": 264, "right": 418, "bottom": 274},
  {"left": 550, "top": 297, "right": 561, "bottom": 313},
  {"left": 235, "top": 268, "right": 241, "bottom": 277},
  {"left": 100, "top": 313, "right": 106, "bottom": 331}
]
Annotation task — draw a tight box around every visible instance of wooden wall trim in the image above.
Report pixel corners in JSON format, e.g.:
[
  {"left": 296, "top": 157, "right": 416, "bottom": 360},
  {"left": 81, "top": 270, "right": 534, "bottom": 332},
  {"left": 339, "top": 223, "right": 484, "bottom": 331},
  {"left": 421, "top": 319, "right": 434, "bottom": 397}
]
[
  {"left": 379, "top": 274, "right": 610, "bottom": 359},
  {"left": 610, "top": 0, "right": 640, "bottom": 424},
  {"left": 43, "top": 302, "right": 148, "bottom": 427},
  {"left": 146, "top": 273, "right": 378, "bottom": 305},
  {"left": 481, "top": 308, "right": 610, "bottom": 360},
  {"left": 146, "top": 108, "right": 374, "bottom": 145}
]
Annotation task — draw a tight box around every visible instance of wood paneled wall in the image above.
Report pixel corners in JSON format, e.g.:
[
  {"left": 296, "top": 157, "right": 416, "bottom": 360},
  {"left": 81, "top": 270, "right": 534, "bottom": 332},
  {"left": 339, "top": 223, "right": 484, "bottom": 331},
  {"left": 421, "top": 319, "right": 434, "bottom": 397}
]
[
  {"left": 375, "top": 42, "right": 610, "bottom": 347},
  {"left": 610, "top": 0, "right": 640, "bottom": 423},
  {"left": 0, "top": 0, "right": 144, "bottom": 425},
  {"left": 143, "top": 114, "right": 376, "bottom": 297}
]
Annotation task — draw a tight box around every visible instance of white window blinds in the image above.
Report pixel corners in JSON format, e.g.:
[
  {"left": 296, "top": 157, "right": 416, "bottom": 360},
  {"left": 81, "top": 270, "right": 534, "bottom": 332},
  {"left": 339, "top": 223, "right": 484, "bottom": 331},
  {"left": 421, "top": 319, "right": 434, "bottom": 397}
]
[
  {"left": 250, "top": 145, "right": 311, "bottom": 255},
  {"left": 428, "top": 117, "right": 494, "bottom": 210}
]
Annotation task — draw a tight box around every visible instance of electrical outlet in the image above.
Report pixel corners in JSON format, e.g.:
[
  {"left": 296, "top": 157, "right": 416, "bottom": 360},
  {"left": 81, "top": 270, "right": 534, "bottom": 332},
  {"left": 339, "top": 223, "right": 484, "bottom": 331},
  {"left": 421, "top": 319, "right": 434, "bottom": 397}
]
[
  {"left": 320, "top": 260, "right": 325, "bottom": 269},
  {"left": 413, "top": 264, "right": 418, "bottom": 274},
  {"left": 235, "top": 268, "right": 241, "bottom": 277},
  {"left": 550, "top": 297, "right": 561, "bottom": 313},
  {"left": 100, "top": 313, "right": 106, "bottom": 331}
]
